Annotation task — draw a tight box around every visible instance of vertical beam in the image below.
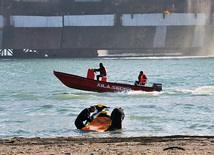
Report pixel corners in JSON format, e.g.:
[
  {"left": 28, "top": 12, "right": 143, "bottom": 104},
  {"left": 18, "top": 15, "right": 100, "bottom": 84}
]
[
  {"left": 153, "top": 26, "right": 167, "bottom": 48},
  {"left": 2, "top": 0, "right": 12, "bottom": 27},
  {"left": 192, "top": 26, "right": 205, "bottom": 47},
  {"left": 0, "top": 30, "right": 3, "bottom": 48}
]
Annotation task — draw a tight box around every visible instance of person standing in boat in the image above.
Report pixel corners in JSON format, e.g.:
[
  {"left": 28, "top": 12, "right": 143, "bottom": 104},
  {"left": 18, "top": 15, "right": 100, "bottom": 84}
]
[
  {"left": 135, "top": 71, "right": 147, "bottom": 86},
  {"left": 93, "top": 63, "right": 107, "bottom": 81},
  {"left": 75, "top": 106, "right": 96, "bottom": 129}
]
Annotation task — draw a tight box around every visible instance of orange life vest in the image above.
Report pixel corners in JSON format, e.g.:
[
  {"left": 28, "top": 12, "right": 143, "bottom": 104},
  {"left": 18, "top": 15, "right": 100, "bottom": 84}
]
[{"left": 140, "top": 74, "right": 147, "bottom": 85}]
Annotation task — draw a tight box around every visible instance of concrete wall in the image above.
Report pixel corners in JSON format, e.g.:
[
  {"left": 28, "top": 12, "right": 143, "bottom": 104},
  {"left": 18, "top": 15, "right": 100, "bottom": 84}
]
[
  {"left": 64, "top": 15, "right": 114, "bottom": 26},
  {"left": 0, "top": 31, "right": 2, "bottom": 49},
  {"left": 7, "top": 13, "right": 207, "bottom": 28},
  {"left": 122, "top": 13, "right": 207, "bottom": 26},
  {"left": 10, "top": 16, "right": 63, "bottom": 27},
  {"left": 0, "top": 13, "right": 210, "bottom": 50},
  {"left": 3, "top": 28, "right": 62, "bottom": 49},
  {"left": 74, "top": 0, "right": 101, "bottom": 2},
  {"left": 0, "top": 16, "right": 4, "bottom": 28},
  {"left": 0, "top": 16, "right": 4, "bottom": 49},
  {"left": 153, "top": 26, "right": 166, "bottom": 48}
]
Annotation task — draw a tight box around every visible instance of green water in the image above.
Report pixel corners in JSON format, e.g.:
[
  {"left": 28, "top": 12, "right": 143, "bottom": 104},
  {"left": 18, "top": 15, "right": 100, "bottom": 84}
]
[{"left": 0, "top": 56, "right": 214, "bottom": 138}]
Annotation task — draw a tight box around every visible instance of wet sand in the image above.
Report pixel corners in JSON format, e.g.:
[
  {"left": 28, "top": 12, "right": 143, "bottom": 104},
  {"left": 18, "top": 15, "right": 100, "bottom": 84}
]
[{"left": 0, "top": 136, "right": 214, "bottom": 154}]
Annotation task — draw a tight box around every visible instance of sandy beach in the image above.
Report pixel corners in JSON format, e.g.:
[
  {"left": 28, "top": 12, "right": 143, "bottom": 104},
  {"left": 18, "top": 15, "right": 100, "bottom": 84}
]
[{"left": 0, "top": 136, "right": 214, "bottom": 154}]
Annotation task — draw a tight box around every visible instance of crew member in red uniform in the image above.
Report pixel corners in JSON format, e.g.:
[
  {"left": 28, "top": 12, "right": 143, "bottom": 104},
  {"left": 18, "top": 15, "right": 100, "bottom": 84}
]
[
  {"left": 135, "top": 71, "right": 147, "bottom": 86},
  {"left": 94, "top": 63, "right": 107, "bottom": 81}
]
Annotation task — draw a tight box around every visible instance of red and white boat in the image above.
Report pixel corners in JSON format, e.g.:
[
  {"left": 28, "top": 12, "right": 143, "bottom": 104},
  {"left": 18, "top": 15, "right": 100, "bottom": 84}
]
[{"left": 54, "top": 69, "right": 162, "bottom": 93}]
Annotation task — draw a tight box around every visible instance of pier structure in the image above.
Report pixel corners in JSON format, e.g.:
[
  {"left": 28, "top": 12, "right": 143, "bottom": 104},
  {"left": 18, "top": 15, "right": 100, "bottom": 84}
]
[{"left": 0, "top": 0, "right": 214, "bottom": 58}]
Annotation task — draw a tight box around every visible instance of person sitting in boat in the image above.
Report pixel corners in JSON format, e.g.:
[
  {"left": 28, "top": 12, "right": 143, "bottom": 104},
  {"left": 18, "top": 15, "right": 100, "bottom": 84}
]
[
  {"left": 75, "top": 106, "right": 96, "bottom": 129},
  {"left": 92, "top": 104, "right": 110, "bottom": 119},
  {"left": 134, "top": 71, "right": 147, "bottom": 86},
  {"left": 93, "top": 63, "right": 107, "bottom": 81}
]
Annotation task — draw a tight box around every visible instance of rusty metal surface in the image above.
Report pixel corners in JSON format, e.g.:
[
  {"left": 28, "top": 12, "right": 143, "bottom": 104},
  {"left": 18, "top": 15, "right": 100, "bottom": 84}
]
[
  {"left": 61, "top": 27, "right": 156, "bottom": 49},
  {"left": 2, "top": 28, "right": 62, "bottom": 49},
  {"left": 165, "top": 26, "right": 195, "bottom": 48}
]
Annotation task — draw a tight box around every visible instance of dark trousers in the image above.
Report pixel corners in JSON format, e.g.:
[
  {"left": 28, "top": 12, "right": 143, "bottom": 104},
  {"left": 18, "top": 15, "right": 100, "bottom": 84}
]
[
  {"left": 75, "top": 119, "right": 85, "bottom": 129},
  {"left": 134, "top": 81, "right": 140, "bottom": 86},
  {"left": 97, "top": 74, "right": 105, "bottom": 81},
  {"left": 135, "top": 81, "right": 145, "bottom": 86}
]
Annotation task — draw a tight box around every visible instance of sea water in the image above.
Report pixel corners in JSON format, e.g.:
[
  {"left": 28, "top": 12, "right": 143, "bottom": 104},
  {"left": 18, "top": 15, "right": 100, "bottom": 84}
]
[{"left": 0, "top": 57, "right": 214, "bottom": 138}]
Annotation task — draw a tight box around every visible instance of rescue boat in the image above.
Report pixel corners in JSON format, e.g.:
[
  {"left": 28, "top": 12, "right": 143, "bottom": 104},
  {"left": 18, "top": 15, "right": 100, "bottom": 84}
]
[{"left": 53, "top": 69, "right": 162, "bottom": 93}]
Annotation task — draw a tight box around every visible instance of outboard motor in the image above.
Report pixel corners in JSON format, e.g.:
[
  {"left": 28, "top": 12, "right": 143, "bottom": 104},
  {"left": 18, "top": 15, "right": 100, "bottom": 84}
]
[
  {"left": 152, "top": 83, "right": 162, "bottom": 91},
  {"left": 107, "top": 108, "right": 125, "bottom": 131}
]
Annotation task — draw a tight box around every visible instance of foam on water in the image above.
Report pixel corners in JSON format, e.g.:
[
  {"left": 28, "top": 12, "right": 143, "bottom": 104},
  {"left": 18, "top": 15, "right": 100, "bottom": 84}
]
[
  {"left": 192, "top": 86, "right": 214, "bottom": 95},
  {"left": 122, "top": 90, "right": 162, "bottom": 97},
  {"left": 104, "top": 56, "right": 214, "bottom": 60},
  {"left": 167, "top": 86, "right": 214, "bottom": 96},
  {"left": 51, "top": 92, "right": 97, "bottom": 100}
]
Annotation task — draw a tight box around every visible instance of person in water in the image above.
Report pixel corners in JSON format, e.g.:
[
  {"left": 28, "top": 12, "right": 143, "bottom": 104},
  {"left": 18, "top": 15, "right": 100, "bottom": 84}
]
[
  {"left": 92, "top": 104, "right": 110, "bottom": 119},
  {"left": 94, "top": 63, "right": 107, "bottom": 81},
  {"left": 107, "top": 107, "right": 125, "bottom": 131},
  {"left": 95, "top": 104, "right": 109, "bottom": 113},
  {"left": 75, "top": 106, "right": 96, "bottom": 129},
  {"left": 135, "top": 71, "right": 147, "bottom": 86}
]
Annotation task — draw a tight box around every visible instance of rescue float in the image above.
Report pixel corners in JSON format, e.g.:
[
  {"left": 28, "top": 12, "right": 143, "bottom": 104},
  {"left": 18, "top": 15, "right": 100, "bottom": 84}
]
[
  {"left": 53, "top": 69, "right": 162, "bottom": 93},
  {"left": 82, "top": 108, "right": 124, "bottom": 132},
  {"left": 81, "top": 115, "right": 112, "bottom": 132}
]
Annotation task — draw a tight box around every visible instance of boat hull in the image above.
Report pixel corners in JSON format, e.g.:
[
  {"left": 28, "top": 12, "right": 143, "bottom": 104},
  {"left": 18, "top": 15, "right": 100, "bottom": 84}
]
[{"left": 54, "top": 71, "right": 160, "bottom": 92}]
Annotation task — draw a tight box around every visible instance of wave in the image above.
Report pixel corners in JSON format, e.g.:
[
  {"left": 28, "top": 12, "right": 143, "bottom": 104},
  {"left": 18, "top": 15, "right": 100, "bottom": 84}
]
[
  {"left": 12, "top": 93, "right": 39, "bottom": 100},
  {"left": 103, "top": 56, "right": 214, "bottom": 60},
  {"left": 192, "top": 86, "right": 214, "bottom": 95},
  {"left": 165, "top": 86, "right": 214, "bottom": 96},
  {"left": 129, "top": 114, "right": 160, "bottom": 120},
  {"left": 51, "top": 92, "right": 97, "bottom": 100},
  {"left": 105, "top": 90, "right": 163, "bottom": 98},
  {"left": 53, "top": 86, "right": 213, "bottom": 99},
  {"left": 125, "top": 90, "right": 162, "bottom": 97}
]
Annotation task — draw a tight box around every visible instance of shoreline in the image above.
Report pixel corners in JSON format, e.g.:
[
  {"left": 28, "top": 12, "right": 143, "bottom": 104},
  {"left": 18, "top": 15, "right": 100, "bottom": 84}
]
[{"left": 1, "top": 135, "right": 214, "bottom": 154}]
